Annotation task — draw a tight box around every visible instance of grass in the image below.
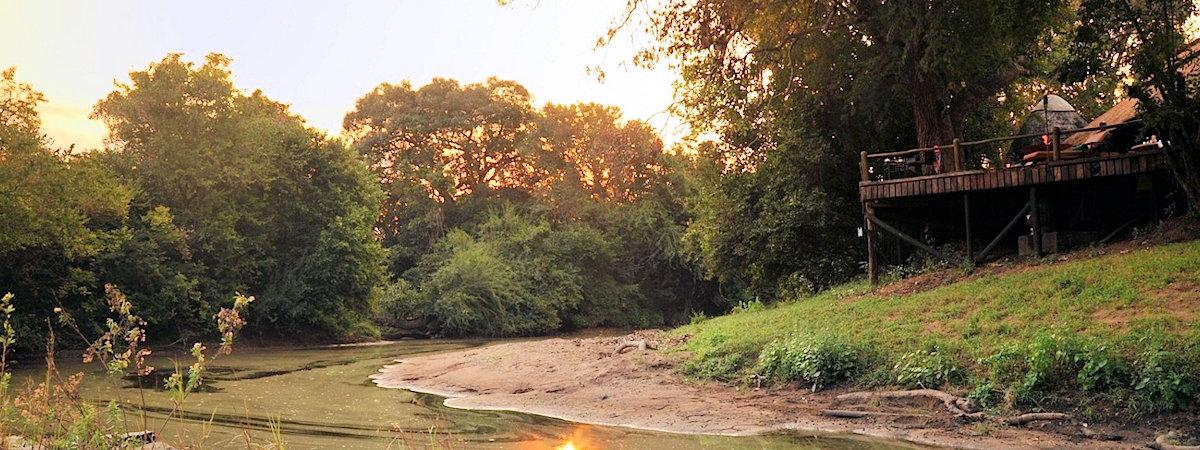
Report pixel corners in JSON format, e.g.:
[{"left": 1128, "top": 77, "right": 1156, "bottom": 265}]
[{"left": 675, "top": 240, "right": 1200, "bottom": 412}]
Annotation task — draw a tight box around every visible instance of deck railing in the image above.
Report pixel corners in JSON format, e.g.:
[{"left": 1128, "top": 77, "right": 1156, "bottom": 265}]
[{"left": 859, "top": 120, "right": 1144, "bottom": 182}]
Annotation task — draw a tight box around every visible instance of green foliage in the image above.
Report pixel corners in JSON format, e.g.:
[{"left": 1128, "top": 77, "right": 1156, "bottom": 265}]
[
  {"left": 973, "top": 332, "right": 1194, "bottom": 412},
  {"left": 681, "top": 353, "right": 749, "bottom": 383},
  {"left": 967, "top": 381, "right": 1002, "bottom": 410},
  {"left": 682, "top": 139, "right": 862, "bottom": 299},
  {"left": 91, "top": 53, "right": 386, "bottom": 339},
  {"left": 730, "top": 299, "right": 765, "bottom": 315},
  {"left": 393, "top": 205, "right": 684, "bottom": 336},
  {"left": 376, "top": 279, "right": 424, "bottom": 324},
  {"left": 418, "top": 229, "right": 559, "bottom": 336},
  {"left": 893, "top": 346, "right": 966, "bottom": 389},
  {"left": 0, "top": 69, "right": 132, "bottom": 351},
  {"left": 1065, "top": 0, "right": 1200, "bottom": 207},
  {"left": 2, "top": 54, "right": 391, "bottom": 348},
  {"left": 753, "top": 335, "right": 864, "bottom": 391},
  {"left": 1076, "top": 346, "right": 1130, "bottom": 393},
  {"left": 1132, "top": 349, "right": 1197, "bottom": 413},
  {"left": 675, "top": 241, "right": 1200, "bottom": 412},
  {"left": 346, "top": 77, "right": 714, "bottom": 336}
]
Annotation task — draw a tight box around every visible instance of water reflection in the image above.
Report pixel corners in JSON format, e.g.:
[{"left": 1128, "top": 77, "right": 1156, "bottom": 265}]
[{"left": 14, "top": 340, "right": 916, "bottom": 449}]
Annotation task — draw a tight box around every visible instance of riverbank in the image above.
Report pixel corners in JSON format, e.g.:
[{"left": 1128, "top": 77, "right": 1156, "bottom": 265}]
[
  {"left": 373, "top": 331, "right": 1137, "bottom": 449},
  {"left": 374, "top": 236, "right": 1200, "bottom": 449}
]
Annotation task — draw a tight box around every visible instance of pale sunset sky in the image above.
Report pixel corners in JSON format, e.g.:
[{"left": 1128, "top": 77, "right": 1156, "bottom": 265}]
[{"left": 0, "top": 0, "right": 680, "bottom": 149}]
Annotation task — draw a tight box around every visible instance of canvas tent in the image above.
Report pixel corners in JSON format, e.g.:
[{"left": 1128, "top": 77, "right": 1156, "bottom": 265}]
[{"left": 1009, "top": 94, "right": 1089, "bottom": 157}]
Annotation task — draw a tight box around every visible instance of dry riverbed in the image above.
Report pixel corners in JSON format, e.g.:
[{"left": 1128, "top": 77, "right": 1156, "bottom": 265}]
[{"left": 372, "top": 330, "right": 1166, "bottom": 449}]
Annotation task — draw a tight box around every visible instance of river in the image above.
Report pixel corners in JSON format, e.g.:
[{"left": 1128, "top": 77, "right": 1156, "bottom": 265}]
[{"left": 16, "top": 339, "right": 915, "bottom": 449}]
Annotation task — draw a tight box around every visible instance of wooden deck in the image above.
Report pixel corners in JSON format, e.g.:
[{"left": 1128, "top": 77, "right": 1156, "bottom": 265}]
[{"left": 859, "top": 149, "right": 1169, "bottom": 201}]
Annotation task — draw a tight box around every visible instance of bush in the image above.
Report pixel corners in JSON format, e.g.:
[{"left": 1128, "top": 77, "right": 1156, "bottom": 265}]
[
  {"left": 1075, "top": 345, "right": 1129, "bottom": 393},
  {"left": 681, "top": 353, "right": 749, "bottom": 382},
  {"left": 977, "top": 333, "right": 1161, "bottom": 409},
  {"left": 754, "top": 335, "right": 864, "bottom": 391},
  {"left": 730, "top": 299, "right": 765, "bottom": 315},
  {"left": 892, "top": 347, "right": 965, "bottom": 389},
  {"left": 967, "top": 381, "right": 1001, "bottom": 409},
  {"left": 1132, "top": 349, "right": 1196, "bottom": 413},
  {"left": 375, "top": 279, "right": 425, "bottom": 324},
  {"left": 419, "top": 231, "right": 559, "bottom": 336}
]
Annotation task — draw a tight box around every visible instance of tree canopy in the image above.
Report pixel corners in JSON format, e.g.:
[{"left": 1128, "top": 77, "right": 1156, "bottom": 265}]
[
  {"left": 618, "top": 0, "right": 1074, "bottom": 167},
  {"left": 92, "top": 53, "right": 387, "bottom": 338},
  {"left": 345, "top": 78, "right": 714, "bottom": 336}
]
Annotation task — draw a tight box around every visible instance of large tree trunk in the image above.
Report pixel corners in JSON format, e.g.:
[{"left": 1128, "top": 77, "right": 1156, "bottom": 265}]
[{"left": 910, "top": 75, "right": 959, "bottom": 172}]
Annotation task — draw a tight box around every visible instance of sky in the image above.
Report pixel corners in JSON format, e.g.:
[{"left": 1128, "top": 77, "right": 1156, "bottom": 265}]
[{"left": 0, "top": 0, "right": 680, "bottom": 150}]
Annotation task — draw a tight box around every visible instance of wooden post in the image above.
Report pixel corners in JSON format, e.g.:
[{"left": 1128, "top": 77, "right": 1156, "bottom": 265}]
[
  {"left": 860, "top": 151, "right": 869, "bottom": 182},
  {"left": 1030, "top": 187, "right": 1043, "bottom": 257},
  {"left": 865, "top": 202, "right": 878, "bottom": 285},
  {"left": 952, "top": 138, "right": 963, "bottom": 172},
  {"left": 963, "top": 194, "right": 974, "bottom": 267},
  {"left": 1051, "top": 127, "right": 1061, "bottom": 162}
]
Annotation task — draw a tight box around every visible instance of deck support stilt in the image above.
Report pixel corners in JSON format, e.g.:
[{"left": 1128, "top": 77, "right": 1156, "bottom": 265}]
[
  {"left": 1030, "top": 187, "right": 1043, "bottom": 257},
  {"left": 865, "top": 202, "right": 879, "bottom": 286},
  {"left": 963, "top": 194, "right": 973, "bottom": 267}
]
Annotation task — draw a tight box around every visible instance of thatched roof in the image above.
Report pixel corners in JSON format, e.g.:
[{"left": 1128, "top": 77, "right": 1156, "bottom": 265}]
[{"left": 1063, "top": 98, "right": 1140, "bottom": 147}]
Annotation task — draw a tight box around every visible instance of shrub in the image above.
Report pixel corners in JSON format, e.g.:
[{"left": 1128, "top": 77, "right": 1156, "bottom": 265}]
[
  {"left": 375, "top": 279, "right": 426, "bottom": 324},
  {"left": 980, "top": 333, "right": 1142, "bottom": 408},
  {"left": 730, "top": 299, "right": 765, "bottom": 315},
  {"left": 754, "top": 335, "right": 864, "bottom": 391},
  {"left": 420, "top": 231, "right": 558, "bottom": 336},
  {"left": 1075, "top": 345, "right": 1129, "bottom": 393},
  {"left": 681, "top": 353, "right": 749, "bottom": 382},
  {"left": 776, "top": 273, "right": 815, "bottom": 299},
  {"left": 1019, "top": 334, "right": 1085, "bottom": 396},
  {"left": 1132, "top": 349, "right": 1196, "bottom": 413},
  {"left": 892, "top": 348, "right": 965, "bottom": 389},
  {"left": 967, "top": 381, "right": 1001, "bottom": 409}
]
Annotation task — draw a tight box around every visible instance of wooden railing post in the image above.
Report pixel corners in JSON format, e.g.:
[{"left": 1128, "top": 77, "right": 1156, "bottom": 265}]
[
  {"left": 860, "top": 151, "right": 869, "bottom": 181},
  {"left": 1051, "top": 127, "right": 1061, "bottom": 161},
  {"left": 952, "top": 138, "right": 963, "bottom": 172}
]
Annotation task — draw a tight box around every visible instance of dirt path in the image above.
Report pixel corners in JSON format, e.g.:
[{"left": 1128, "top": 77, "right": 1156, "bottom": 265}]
[{"left": 372, "top": 331, "right": 1145, "bottom": 449}]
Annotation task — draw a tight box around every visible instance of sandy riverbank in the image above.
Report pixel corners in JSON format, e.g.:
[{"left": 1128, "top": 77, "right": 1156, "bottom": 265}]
[{"left": 371, "top": 331, "right": 1154, "bottom": 449}]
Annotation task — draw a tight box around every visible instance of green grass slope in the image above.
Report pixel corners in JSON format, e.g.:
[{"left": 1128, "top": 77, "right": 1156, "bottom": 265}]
[{"left": 677, "top": 240, "right": 1200, "bottom": 414}]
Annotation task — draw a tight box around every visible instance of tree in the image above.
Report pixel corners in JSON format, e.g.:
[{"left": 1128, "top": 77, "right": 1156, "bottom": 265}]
[
  {"left": 344, "top": 78, "right": 540, "bottom": 272},
  {"left": 1064, "top": 0, "right": 1200, "bottom": 208},
  {"left": 536, "top": 103, "right": 664, "bottom": 202},
  {"left": 611, "top": 0, "right": 1072, "bottom": 169},
  {"left": 344, "top": 78, "right": 538, "bottom": 203},
  {"left": 683, "top": 138, "right": 861, "bottom": 297},
  {"left": 0, "top": 68, "right": 131, "bottom": 349},
  {"left": 92, "top": 53, "right": 386, "bottom": 337}
]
